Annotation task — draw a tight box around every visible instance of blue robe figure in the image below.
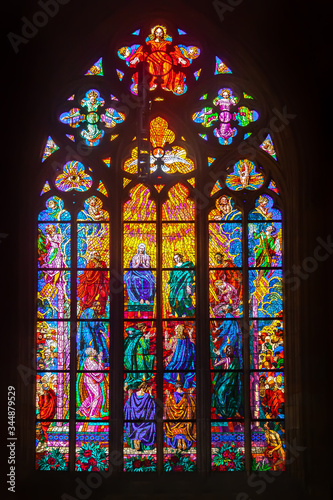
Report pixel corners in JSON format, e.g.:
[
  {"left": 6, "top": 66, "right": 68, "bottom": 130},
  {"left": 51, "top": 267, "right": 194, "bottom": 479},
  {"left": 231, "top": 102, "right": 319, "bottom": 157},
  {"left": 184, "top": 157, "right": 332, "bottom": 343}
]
[
  {"left": 124, "top": 243, "right": 155, "bottom": 312},
  {"left": 164, "top": 325, "right": 196, "bottom": 388},
  {"left": 77, "top": 304, "right": 109, "bottom": 368},
  {"left": 124, "top": 383, "right": 156, "bottom": 450}
]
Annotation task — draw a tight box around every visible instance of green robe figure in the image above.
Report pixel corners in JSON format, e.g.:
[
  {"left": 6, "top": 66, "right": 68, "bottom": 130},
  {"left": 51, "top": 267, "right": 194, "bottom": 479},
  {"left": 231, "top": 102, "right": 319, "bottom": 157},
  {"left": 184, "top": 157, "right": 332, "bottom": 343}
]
[
  {"left": 253, "top": 224, "right": 278, "bottom": 275},
  {"left": 167, "top": 253, "right": 195, "bottom": 318},
  {"left": 124, "top": 323, "right": 155, "bottom": 389}
]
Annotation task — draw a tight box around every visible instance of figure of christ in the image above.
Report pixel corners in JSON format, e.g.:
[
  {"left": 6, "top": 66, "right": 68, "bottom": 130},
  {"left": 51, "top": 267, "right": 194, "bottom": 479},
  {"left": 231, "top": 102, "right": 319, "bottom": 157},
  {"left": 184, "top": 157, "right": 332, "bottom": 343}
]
[
  {"left": 124, "top": 381, "right": 156, "bottom": 451},
  {"left": 128, "top": 26, "right": 197, "bottom": 95},
  {"left": 211, "top": 344, "right": 243, "bottom": 419},
  {"left": 253, "top": 224, "right": 278, "bottom": 285},
  {"left": 164, "top": 382, "right": 196, "bottom": 451},
  {"left": 166, "top": 253, "right": 195, "bottom": 318},
  {"left": 124, "top": 323, "right": 155, "bottom": 390},
  {"left": 124, "top": 243, "right": 156, "bottom": 311},
  {"left": 77, "top": 251, "right": 109, "bottom": 316},
  {"left": 77, "top": 301, "right": 109, "bottom": 368},
  {"left": 37, "top": 374, "right": 57, "bottom": 440},
  {"left": 213, "top": 252, "right": 243, "bottom": 298},
  {"left": 211, "top": 276, "right": 240, "bottom": 317},
  {"left": 264, "top": 422, "right": 285, "bottom": 470},
  {"left": 77, "top": 348, "right": 108, "bottom": 419},
  {"left": 163, "top": 324, "right": 196, "bottom": 388}
]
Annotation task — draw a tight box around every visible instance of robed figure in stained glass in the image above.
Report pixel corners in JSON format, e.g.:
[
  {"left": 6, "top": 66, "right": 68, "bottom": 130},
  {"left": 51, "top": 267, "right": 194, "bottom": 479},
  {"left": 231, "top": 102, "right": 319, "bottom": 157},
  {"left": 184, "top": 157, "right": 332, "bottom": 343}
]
[
  {"left": 124, "top": 381, "right": 156, "bottom": 451},
  {"left": 211, "top": 317, "right": 243, "bottom": 418},
  {"left": 124, "top": 243, "right": 155, "bottom": 311},
  {"left": 77, "top": 301, "right": 109, "bottom": 368},
  {"left": 164, "top": 324, "right": 196, "bottom": 388},
  {"left": 122, "top": 25, "right": 199, "bottom": 95},
  {"left": 77, "top": 251, "right": 109, "bottom": 316},
  {"left": 167, "top": 253, "right": 195, "bottom": 318},
  {"left": 164, "top": 382, "right": 196, "bottom": 450},
  {"left": 124, "top": 324, "right": 155, "bottom": 389},
  {"left": 77, "top": 348, "right": 108, "bottom": 419}
]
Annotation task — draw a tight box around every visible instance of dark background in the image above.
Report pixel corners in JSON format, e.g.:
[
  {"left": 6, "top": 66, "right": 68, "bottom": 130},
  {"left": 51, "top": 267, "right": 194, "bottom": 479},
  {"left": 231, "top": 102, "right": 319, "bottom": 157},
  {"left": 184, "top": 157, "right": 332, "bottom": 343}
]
[{"left": 1, "top": 0, "right": 332, "bottom": 499}]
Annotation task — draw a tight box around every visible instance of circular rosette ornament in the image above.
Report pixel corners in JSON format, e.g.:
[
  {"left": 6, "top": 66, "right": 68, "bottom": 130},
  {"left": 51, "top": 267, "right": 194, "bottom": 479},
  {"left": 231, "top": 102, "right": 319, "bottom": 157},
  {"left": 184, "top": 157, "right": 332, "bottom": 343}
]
[
  {"left": 192, "top": 88, "right": 259, "bottom": 146},
  {"left": 55, "top": 161, "right": 93, "bottom": 192},
  {"left": 59, "top": 89, "right": 125, "bottom": 147}
]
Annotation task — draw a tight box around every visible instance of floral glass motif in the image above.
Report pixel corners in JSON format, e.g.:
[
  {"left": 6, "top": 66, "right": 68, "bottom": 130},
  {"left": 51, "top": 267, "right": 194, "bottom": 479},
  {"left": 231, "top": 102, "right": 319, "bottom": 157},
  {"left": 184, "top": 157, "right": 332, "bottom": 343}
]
[
  {"left": 117, "top": 25, "right": 200, "bottom": 95},
  {"left": 55, "top": 162, "right": 93, "bottom": 192},
  {"left": 193, "top": 88, "right": 259, "bottom": 145},
  {"left": 59, "top": 89, "right": 125, "bottom": 146},
  {"left": 123, "top": 117, "right": 195, "bottom": 175}
]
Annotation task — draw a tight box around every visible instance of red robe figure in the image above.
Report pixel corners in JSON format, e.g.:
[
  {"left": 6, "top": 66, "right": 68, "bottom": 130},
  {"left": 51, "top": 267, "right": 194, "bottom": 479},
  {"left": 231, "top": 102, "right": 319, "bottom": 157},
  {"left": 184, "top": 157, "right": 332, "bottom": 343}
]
[
  {"left": 127, "top": 25, "right": 199, "bottom": 95},
  {"left": 38, "top": 376, "right": 57, "bottom": 440},
  {"left": 77, "top": 251, "right": 109, "bottom": 316}
]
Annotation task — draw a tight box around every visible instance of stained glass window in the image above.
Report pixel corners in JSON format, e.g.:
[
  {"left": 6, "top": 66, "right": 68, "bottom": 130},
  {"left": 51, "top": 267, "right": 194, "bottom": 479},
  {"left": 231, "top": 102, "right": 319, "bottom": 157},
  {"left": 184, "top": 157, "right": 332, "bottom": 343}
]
[{"left": 35, "top": 21, "right": 284, "bottom": 474}]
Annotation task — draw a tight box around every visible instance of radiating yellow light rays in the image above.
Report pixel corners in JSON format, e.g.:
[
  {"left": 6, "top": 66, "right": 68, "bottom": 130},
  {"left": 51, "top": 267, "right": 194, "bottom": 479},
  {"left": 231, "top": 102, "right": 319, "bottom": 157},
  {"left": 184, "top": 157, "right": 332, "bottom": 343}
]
[
  {"left": 162, "top": 184, "right": 195, "bottom": 221},
  {"left": 123, "top": 223, "right": 157, "bottom": 268},
  {"left": 162, "top": 223, "right": 195, "bottom": 268},
  {"left": 123, "top": 184, "right": 156, "bottom": 221},
  {"left": 208, "top": 223, "right": 242, "bottom": 267}
]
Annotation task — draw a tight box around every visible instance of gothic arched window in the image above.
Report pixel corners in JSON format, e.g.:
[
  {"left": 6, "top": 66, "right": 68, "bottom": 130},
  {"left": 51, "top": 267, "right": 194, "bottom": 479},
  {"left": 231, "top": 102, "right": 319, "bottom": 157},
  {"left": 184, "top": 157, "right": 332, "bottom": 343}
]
[{"left": 35, "top": 20, "right": 285, "bottom": 474}]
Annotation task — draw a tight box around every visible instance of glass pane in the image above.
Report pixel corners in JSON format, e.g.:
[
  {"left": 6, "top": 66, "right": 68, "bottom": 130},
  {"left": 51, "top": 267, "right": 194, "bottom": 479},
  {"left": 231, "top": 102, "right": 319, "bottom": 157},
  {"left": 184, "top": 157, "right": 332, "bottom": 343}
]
[
  {"left": 250, "top": 371, "right": 284, "bottom": 419},
  {"left": 36, "top": 372, "right": 70, "bottom": 420},
  {"left": 36, "top": 321, "right": 70, "bottom": 370},
  {"left": 211, "top": 422, "right": 245, "bottom": 471},
  {"left": 38, "top": 223, "right": 71, "bottom": 268},
  {"left": 250, "top": 319, "right": 284, "bottom": 370},
  {"left": 162, "top": 269, "right": 195, "bottom": 319},
  {"left": 211, "top": 370, "right": 243, "bottom": 419},
  {"left": 76, "top": 422, "right": 109, "bottom": 471},
  {"left": 163, "top": 425, "right": 196, "bottom": 471},
  {"left": 209, "top": 270, "right": 243, "bottom": 318},
  {"left": 248, "top": 221, "right": 282, "bottom": 268},
  {"left": 210, "top": 319, "right": 243, "bottom": 369},
  {"left": 249, "top": 269, "right": 283, "bottom": 318},
  {"left": 209, "top": 221, "right": 242, "bottom": 267},
  {"left": 123, "top": 223, "right": 157, "bottom": 268},
  {"left": 124, "top": 322, "right": 156, "bottom": 375},
  {"left": 77, "top": 223, "right": 110, "bottom": 268},
  {"left": 76, "top": 372, "right": 109, "bottom": 420},
  {"left": 251, "top": 421, "right": 285, "bottom": 471},
  {"left": 124, "top": 423, "right": 157, "bottom": 472},
  {"left": 77, "top": 270, "right": 110, "bottom": 318},
  {"left": 37, "top": 271, "right": 71, "bottom": 319},
  {"left": 162, "top": 223, "right": 196, "bottom": 267},
  {"left": 124, "top": 270, "right": 156, "bottom": 319},
  {"left": 77, "top": 320, "right": 110, "bottom": 369},
  {"left": 35, "top": 422, "right": 69, "bottom": 470}
]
